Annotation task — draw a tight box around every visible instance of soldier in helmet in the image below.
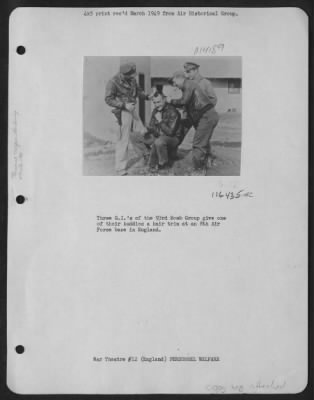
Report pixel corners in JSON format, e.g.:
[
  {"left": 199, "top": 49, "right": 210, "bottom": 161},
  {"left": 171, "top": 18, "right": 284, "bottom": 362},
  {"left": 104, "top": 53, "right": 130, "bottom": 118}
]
[{"left": 105, "top": 62, "right": 151, "bottom": 175}]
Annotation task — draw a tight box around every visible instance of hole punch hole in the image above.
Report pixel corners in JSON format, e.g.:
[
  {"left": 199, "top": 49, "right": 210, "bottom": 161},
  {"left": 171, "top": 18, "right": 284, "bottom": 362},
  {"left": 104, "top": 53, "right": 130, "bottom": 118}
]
[
  {"left": 16, "top": 195, "right": 25, "bottom": 204},
  {"left": 16, "top": 46, "right": 26, "bottom": 55},
  {"left": 15, "top": 345, "right": 25, "bottom": 354}
]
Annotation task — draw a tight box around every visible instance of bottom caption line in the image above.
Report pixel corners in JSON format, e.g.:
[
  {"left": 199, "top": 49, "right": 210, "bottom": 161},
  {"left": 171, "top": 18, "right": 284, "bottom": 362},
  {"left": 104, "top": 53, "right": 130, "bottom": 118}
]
[{"left": 93, "top": 355, "right": 220, "bottom": 362}]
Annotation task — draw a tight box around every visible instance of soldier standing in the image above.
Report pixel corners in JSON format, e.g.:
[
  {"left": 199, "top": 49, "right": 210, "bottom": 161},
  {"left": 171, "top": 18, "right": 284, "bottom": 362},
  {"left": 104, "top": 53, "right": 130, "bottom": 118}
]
[
  {"left": 105, "top": 62, "right": 151, "bottom": 176},
  {"left": 170, "top": 71, "right": 219, "bottom": 174}
]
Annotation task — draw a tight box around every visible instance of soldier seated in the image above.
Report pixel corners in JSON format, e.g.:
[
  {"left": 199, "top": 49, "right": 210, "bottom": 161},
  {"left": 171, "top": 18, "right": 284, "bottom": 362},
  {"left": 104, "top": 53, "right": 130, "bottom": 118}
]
[{"left": 130, "top": 92, "right": 183, "bottom": 172}]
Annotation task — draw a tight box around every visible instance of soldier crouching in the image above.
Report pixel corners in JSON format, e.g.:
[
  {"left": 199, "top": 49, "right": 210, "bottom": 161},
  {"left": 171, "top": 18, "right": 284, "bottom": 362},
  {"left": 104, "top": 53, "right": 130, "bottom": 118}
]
[{"left": 130, "top": 91, "right": 183, "bottom": 174}]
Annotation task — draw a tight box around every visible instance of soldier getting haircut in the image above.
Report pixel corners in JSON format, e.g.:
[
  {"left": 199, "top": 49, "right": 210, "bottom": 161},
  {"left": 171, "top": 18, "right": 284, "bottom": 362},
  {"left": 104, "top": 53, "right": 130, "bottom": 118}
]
[{"left": 153, "top": 91, "right": 165, "bottom": 98}]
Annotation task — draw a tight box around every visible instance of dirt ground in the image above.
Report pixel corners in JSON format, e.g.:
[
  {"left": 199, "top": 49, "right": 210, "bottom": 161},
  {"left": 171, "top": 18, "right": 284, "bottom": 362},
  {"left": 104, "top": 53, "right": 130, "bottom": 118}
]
[{"left": 83, "top": 112, "right": 241, "bottom": 176}]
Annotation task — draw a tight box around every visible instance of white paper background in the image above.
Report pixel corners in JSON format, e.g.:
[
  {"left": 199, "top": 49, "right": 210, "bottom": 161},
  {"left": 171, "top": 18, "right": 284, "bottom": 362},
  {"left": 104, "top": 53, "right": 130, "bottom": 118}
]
[{"left": 7, "top": 7, "right": 308, "bottom": 394}]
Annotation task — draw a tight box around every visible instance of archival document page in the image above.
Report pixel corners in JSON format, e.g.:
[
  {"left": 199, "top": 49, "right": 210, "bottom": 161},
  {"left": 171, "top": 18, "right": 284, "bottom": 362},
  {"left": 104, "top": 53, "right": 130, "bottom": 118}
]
[{"left": 7, "top": 7, "right": 308, "bottom": 394}]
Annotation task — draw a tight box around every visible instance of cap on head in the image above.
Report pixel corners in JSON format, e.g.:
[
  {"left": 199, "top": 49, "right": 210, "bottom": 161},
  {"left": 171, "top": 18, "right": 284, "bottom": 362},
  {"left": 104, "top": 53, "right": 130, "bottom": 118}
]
[
  {"left": 120, "top": 62, "right": 136, "bottom": 76},
  {"left": 184, "top": 62, "right": 200, "bottom": 72}
]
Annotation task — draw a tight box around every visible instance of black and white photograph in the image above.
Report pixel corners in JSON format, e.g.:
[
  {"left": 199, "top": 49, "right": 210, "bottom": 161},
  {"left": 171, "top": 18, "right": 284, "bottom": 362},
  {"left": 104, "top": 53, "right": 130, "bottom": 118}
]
[
  {"left": 7, "top": 7, "right": 308, "bottom": 395},
  {"left": 83, "top": 56, "right": 242, "bottom": 176}
]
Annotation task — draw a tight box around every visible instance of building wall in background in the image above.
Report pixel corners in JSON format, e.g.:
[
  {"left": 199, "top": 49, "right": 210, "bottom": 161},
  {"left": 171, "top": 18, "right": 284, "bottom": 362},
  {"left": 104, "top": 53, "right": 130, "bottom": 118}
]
[
  {"left": 212, "top": 79, "right": 242, "bottom": 112},
  {"left": 152, "top": 77, "right": 242, "bottom": 113},
  {"left": 83, "top": 56, "right": 152, "bottom": 144},
  {"left": 151, "top": 56, "right": 242, "bottom": 114},
  {"left": 83, "top": 57, "right": 120, "bottom": 141},
  {"left": 83, "top": 57, "right": 241, "bottom": 146},
  {"left": 151, "top": 56, "right": 242, "bottom": 79}
]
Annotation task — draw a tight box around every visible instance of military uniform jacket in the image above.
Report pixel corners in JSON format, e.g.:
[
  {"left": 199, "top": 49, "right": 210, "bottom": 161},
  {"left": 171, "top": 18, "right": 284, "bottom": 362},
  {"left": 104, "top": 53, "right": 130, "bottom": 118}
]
[
  {"left": 148, "top": 103, "right": 182, "bottom": 140},
  {"left": 194, "top": 73, "right": 217, "bottom": 107},
  {"left": 105, "top": 73, "right": 148, "bottom": 110},
  {"left": 171, "top": 79, "right": 214, "bottom": 124}
]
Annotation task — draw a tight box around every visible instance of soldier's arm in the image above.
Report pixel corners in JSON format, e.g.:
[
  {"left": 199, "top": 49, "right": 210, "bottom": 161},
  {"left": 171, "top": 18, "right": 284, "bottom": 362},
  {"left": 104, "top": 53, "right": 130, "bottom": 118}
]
[
  {"left": 171, "top": 85, "right": 193, "bottom": 106},
  {"left": 147, "top": 114, "right": 160, "bottom": 137},
  {"left": 136, "top": 83, "right": 150, "bottom": 100},
  {"left": 159, "top": 108, "right": 180, "bottom": 136},
  {"left": 105, "top": 80, "right": 125, "bottom": 109},
  {"left": 204, "top": 79, "right": 217, "bottom": 106}
]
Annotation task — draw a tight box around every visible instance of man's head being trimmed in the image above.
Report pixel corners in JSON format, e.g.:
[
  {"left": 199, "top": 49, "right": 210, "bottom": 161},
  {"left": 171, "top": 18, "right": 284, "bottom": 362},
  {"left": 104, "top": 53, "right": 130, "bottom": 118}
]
[{"left": 152, "top": 92, "right": 167, "bottom": 111}]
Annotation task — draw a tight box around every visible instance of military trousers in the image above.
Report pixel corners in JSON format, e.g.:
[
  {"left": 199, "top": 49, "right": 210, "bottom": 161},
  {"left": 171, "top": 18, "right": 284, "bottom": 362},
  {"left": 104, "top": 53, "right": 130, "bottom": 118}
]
[
  {"left": 115, "top": 109, "right": 146, "bottom": 175},
  {"left": 149, "top": 135, "right": 179, "bottom": 167},
  {"left": 192, "top": 108, "right": 219, "bottom": 169},
  {"left": 129, "top": 131, "right": 155, "bottom": 159}
]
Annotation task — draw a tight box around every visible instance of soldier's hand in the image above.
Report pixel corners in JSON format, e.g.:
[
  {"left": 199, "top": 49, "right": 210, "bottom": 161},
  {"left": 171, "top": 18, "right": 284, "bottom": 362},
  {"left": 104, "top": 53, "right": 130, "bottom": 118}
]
[
  {"left": 155, "top": 112, "right": 162, "bottom": 122},
  {"left": 148, "top": 86, "right": 157, "bottom": 100},
  {"left": 125, "top": 103, "right": 136, "bottom": 112}
]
